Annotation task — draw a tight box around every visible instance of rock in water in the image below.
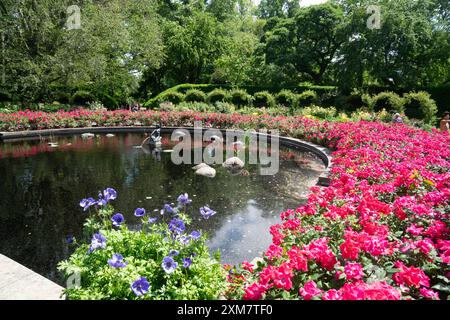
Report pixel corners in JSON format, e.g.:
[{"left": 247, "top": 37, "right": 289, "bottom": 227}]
[
  {"left": 223, "top": 157, "right": 245, "bottom": 170},
  {"left": 106, "top": 134, "right": 115, "bottom": 138},
  {"left": 81, "top": 133, "right": 95, "bottom": 139},
  {"left": 192, "top": 163, "right": 210, "bottom": 170},
  {"left": 195, "top": 165, "right": 216, "bottom": 178}
]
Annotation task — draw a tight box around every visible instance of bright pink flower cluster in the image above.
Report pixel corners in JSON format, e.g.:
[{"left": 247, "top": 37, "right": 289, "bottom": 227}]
[{"left": 1, "top": 110, "right": 449, "bottom": 300}]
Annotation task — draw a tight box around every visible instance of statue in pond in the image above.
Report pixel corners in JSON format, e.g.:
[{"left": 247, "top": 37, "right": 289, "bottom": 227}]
[{"left": 140, "top": 125, "right": 162, "bottom": 148}]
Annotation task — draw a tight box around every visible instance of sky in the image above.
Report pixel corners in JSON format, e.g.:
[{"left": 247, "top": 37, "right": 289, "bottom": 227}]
[{"left": 252, "top": 0, "right": 329, "bottom": 7}]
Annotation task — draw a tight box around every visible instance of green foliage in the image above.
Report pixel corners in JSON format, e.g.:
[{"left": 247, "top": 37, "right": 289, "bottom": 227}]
[
  {"left": 227, "top": 89, "right": 253, "bottom": 108},
  {"left": 404, "top": 92, "right": 438, "bottom": 125},
  {"left": 253, "top": 91, "right": 276, "bottom": 108},
  {"left": 175, "top": 102, "right": 214, "bottom": 113},
  {"left": 207, "top": 89, "right": 230, "bottom": 104},
  {"left": 276, "top": 89, "right": 297, "bottom": 108},
  {"left": 212, "top": 102, "right": 235, "bottom": 114},
  {"left": 72, "top": 91, "right": 95, "bottom": 106},
  {"left": 299, "top": 105, "right": 337, "bottom": 120},
  {"left": 370, "top": 92, "right": 405, "bottom": 113},
  {"left": 58, "top": 198, "right": 227, "bottom": 300},
  {"left": 184, "top": 89, "right": 207, "bottom": 103},
  {"left": 297, "top": 90, "right": 318, "bottom": 107},
  {"left": 156, "top": 92, "right": 185, "bottom": 106}
]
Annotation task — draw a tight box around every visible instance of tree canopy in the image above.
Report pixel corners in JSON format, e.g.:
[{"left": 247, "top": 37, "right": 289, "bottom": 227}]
[{"left": 0, "top": 0, "right": 448, "bottom": 104}]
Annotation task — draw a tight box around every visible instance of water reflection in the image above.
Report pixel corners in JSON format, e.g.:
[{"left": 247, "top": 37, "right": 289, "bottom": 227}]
[
  {"left": 0, "top": 133, "right": 325, "bottom": 285},
  {"left": 206, "top": 200, "right": 280, "bottom": 265}
]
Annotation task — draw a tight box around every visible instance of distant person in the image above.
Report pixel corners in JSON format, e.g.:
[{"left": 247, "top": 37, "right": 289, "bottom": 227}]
[
  {"left": 393, "top": 113, "right": 403, "bottom": 124},
  {"left": 440, "top": 111, "right": 450, "bottom": 132}
]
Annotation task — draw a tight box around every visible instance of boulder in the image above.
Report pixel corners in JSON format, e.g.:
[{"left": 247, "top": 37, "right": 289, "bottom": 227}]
[
  {"left": 106, "top": 134, "right": 115, "bottom": 138},
  {"left": 195, "top": 165, "right": 216, "bottom": 178},
  {"left": 81, "top": 133, "right": 95, "bottom": 139},
  {"left": 192, "top": 163, "right": 210, "bottom": 170},
  {"left": 223, "top": 157, "right": 245, "bottom": 170}
]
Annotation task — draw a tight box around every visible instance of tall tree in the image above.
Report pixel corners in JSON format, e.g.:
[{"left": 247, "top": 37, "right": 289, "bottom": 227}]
[{"left": 262, "top": 3, "right": 346, "bottom": 84}]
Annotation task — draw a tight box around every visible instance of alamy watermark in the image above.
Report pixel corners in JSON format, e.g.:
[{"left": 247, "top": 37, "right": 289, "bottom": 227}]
[
  {"left": 367, "top": 5, "right": 381, "bottom": 30},
  {"left": 169, "top": 122, "right": 280, "bottom": 176},
  {"left": 66, "top": 271, "right": 81, "bottom": 289},
  {"left": 66, "top": 5, "right": 81, "bottom": 30}
]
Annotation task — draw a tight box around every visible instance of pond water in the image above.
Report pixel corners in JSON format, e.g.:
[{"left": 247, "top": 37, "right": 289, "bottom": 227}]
[{"left": 0, "top": 133, "right": 325, "bottom": 285}]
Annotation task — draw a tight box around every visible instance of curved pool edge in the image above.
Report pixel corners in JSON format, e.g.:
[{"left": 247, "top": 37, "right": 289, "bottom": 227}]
[{"left": 0, "top": 126, "right": 332, "bottom": 186}]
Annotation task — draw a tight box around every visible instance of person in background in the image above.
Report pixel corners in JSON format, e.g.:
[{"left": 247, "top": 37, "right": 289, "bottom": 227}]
[
  {"left": 393, "top": 113, "right": 403, "bottom": 124},
  {"left": 440, "top": 111, "right": 450, "bottom": 132}
]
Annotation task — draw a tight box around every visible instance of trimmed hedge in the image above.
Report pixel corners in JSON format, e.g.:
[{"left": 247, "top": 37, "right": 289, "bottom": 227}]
[
  {"left": 297, "top": 90, "right": 318, "bottom": 107},
  {"left": 253, "top": 91, "right": 276, "bottom": 108},
  {"left": 184, "top": 89, "right": 207, "bottom": 103},
  {"left": 404, "top": 91, "right": 438, "bottom": 125},
  {"left": 156, "top": 91, "right": 185, "bottom": 106},
  {"left": 144, "top": 83, "right": 337, "bottom": 107},
  {"left": 207, "top": 89, "right": 229, "bottom": 104},
  {"left": 370, "top": 92, "right": 405, "bottom": 113},
  {"left": 276, "top": 90, "right": 297, "bottom": 108},
  {"left": 227, "top": 89, "right": 253, "bottom": 107}
]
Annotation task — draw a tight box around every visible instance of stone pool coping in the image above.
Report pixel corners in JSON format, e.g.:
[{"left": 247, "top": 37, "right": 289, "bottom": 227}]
[
  {"left": 0, "top": 254, "right": 64, "bottom": 300},
  {"left": 0, "top": 126, "right": 332, "bottom": 186}
]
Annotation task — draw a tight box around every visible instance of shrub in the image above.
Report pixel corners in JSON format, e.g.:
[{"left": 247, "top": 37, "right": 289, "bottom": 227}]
[
  {"left": 297, "top": 90, "right": 318, "bottom": 107},
  {"left": 207, "top": 89, "right": 229, "bottom": 104},
  {"left": 86, "top": 101, "right": 107, "bottom": 112},
  {"left": 276, "top": 90, "right": 297, "bottom": 108},
  {"left": 227, "top": 89, "right": 253, "bottom": 108},
  {"left": 156, "top": 92, "right": 185, "bottom": 106},
  {"left": 58, "top": 188, "right": 227, "bottom": 300},
  {"left": 175, "top": 102, "right": 213, "bottom": 113},
  {"left": 213, "top": 102, "right": 235, "bottom": 114},
  {"left": 99, "top": 93, "right": 119, "bottom": 110},
  {"left": 371, "top": 92, "right": 405, "bottom": 113},
  {"left": 184, "top": 89, "right": 207, "bottom": 103},
  {"left": 253, "top": 91, "right": 276, "bottom": 108},
  {"left": 299, "top": 105, "right": 337, "bottom": 119},
  {"left": 72, "top": 91, "right": 95, "bottom": 106},
  {"left": 159, "top": 102, "right": 175, "bottom": 112},
  {"left": 404, "top": 91, "right": 438, "bottom": 125}
]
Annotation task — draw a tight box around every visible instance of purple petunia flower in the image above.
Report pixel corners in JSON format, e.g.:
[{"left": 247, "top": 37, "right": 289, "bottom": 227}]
[
  {"left": 148, "top": 217, "right": 157, "bottom": 223},
  {"left": 168, "top": 218, "right": 186, "bottom": 235},
  {"left": 108, "top": 253, "right": 128, "bottom": 268},
  {"left": 162, "top": 257, "right": 178, "bottom": 274},
  {"left": 79, "top": 198, "right": 96, "bottom": 211},
  {"left": 104, "top": 188, "right": 118, "bottom": 202},
  {"left": 200, "top": 206, "right": 216, "bottom": 220},
  {"left": 111, "top": 213, "right": 125, "bottom": 227},
  {"left": 182, "top": 257, "right": 192, "bottom": 268},
  {"left": 134, "top": 208, "right": 146, "bottom": 217},
  {"left": 169, "top": 250, "right": 179, "bottom": 257},
  {"left": 190, "top": 231, "right": 201, "bottom": 240},
  {"left": 177, "top": 193, "right": 192, "bottom": 206},
  {"left": 66, "top": 235, "right": 74, "bottom": 244},
  {"left": 131, "top": 277, "right": 150, "bottom": 297},
  {"left": 89, "top": 233, "right": 106, "bottom": 253}
]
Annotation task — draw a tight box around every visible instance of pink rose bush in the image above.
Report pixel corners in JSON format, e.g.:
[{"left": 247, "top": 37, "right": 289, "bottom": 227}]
[{"left": 1, "top": 110, "right": 449, "bottom": 300}]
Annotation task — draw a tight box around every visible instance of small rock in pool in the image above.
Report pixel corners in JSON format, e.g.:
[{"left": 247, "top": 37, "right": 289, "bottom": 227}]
[
  {"left": 195, "top": 165, "right": 216, "bottom": 178},
  {"left": 223, "top": 157, "right": 245, "bottom": 170},
  {"left": 106, "top": 134, "right": 115, "bottom": 138},
  {"left": 81, "top": 133, "right": 95, "bottom": 139}
]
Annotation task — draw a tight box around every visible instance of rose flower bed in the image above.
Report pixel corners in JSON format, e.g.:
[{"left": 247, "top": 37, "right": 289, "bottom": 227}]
[{"left": 1, "top": 110, "right": 449, "bottom": 300}]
